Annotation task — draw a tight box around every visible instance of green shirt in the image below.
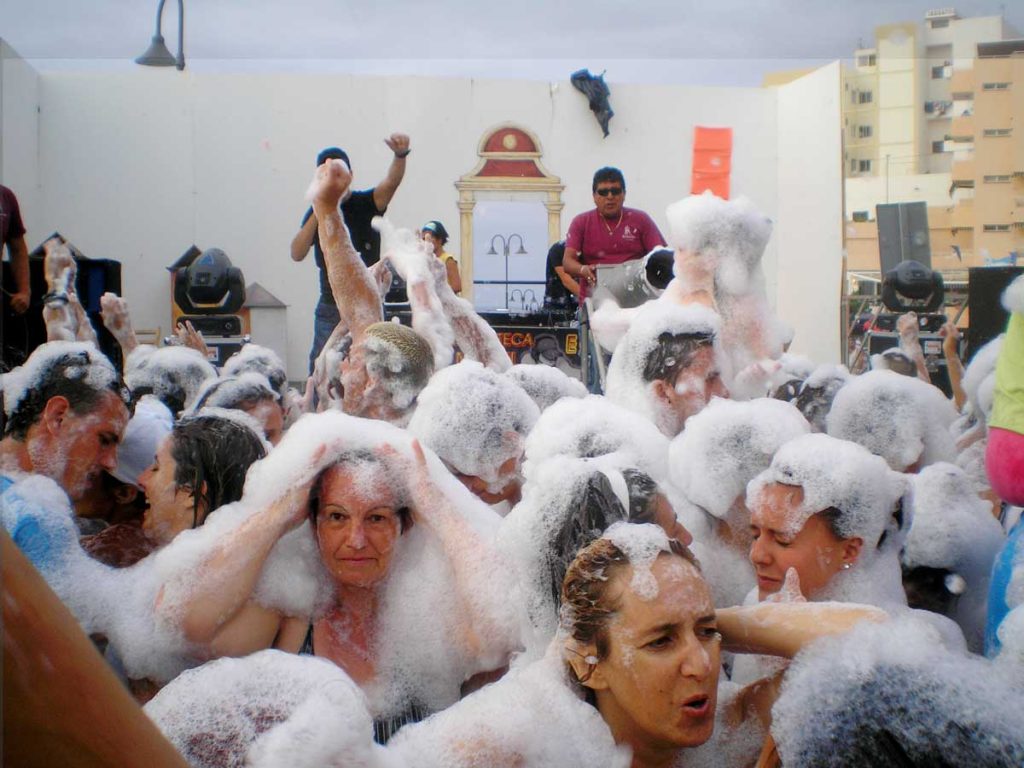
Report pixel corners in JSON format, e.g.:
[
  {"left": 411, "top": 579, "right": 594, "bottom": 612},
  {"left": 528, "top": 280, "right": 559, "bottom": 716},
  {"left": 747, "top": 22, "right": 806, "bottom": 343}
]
[{"left": 990, "top": 312, "right": 1024, "bottom": 434}]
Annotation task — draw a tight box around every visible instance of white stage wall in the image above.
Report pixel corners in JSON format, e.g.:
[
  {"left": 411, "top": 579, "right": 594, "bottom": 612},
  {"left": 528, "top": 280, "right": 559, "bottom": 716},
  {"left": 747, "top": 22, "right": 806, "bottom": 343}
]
[{"left": 2, "top": 47, "right": 842, "bottom": 378}]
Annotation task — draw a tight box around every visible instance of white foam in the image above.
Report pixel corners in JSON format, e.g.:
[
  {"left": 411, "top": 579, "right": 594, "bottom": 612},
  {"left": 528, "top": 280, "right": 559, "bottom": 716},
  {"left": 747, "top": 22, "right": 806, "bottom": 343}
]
[
  {"left": 124, "top": 344, "right": 217, "bottom": 413},
  {"left": 827, "top": 369, "right": 957, "bottom": 471},
  {"left": 1, "top": 341, "right": 118, "bottom": 419},
  {"left": 505, "top": 364, "right": 588, "bottom": 412}
]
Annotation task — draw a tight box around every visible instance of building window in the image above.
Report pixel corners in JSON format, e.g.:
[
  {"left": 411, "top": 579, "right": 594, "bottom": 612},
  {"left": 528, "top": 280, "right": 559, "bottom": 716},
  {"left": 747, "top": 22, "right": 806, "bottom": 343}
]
[
  {"left": 931, "top": 65, "right": 947, "bottom": 79},
  {"left": 982, "top": 128, "right": 1012, "bottom": 137},
  {"left": 857, "top": 54, "right": 877, "bottom": 67},
  {"left": 932, "top": 140, "right": 946, "bottom": 153},
  {"left": 849, "top": 159, "right": 858, "bottom": 173},
  {"left": 930, "top": 18, "right": 950, "bottom": 29},
  {"left": 858, "top": 159, "right": 872, "bottom": 173},
  {"left": 983, "top": 175, "right": 1011, "bottom": 183},
  {"left": 852, "top": 211, "right": 869, "bottom": 222},
  {"left": 858, "top": 125, "right": 873, "bottom": 139},
  {"left": 981, "top": 82, "right": 1010, "bottom": 91},
  {"left": 983, "top": 224, "right": 1010, "bottom": 232},
  {"left": 858, "top": 91, "right": 873, "bottom": 104}
]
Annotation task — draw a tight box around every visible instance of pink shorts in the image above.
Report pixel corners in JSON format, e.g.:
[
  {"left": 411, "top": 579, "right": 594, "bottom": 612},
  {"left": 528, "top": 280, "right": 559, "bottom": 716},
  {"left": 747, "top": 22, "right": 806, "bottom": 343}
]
[{"left": 987, "top": 427, "right": 1024, "bottom": 506}]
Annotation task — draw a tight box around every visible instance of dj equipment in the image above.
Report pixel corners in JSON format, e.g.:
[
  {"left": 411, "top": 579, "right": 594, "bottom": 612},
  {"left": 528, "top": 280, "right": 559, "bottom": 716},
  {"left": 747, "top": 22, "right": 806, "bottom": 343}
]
[{"left": 966, "top": 266, "right": 1024, "bottom": 361}]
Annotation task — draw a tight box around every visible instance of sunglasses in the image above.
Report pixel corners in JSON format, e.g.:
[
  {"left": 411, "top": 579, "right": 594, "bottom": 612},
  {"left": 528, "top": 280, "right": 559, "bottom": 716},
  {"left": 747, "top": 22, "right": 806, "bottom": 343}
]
[{"left": 595, "top": 187, "right": 623, "bottom": 197}]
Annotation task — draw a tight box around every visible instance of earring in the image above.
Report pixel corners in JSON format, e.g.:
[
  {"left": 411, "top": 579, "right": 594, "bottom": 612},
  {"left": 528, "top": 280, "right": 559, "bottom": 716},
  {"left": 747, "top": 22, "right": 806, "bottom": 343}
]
[
  {"left": 585, "top": 655, "right": 598, "bottom": 665},
  {"left": 841, "top": 563, "right": 851, "bottom": 570}
]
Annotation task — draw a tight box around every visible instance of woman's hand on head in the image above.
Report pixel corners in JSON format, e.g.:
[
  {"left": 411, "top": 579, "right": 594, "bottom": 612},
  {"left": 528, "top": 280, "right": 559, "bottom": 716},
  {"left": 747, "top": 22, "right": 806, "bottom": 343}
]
[{"left": 268, "top": 445, "right": 325, "bottom": 531}]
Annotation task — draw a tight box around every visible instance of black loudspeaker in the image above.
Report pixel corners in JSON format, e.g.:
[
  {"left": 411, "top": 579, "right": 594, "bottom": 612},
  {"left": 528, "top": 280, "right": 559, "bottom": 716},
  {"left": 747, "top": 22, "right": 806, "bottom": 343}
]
[
  {"left": 1, "top": 255, "right": 122, "bottom": 372},
  {"left": 876, "top": 202, "right": 931, "bottom": 274},
  {"left": 967, "top": 266, "right": 1024, "bottom": 361}
]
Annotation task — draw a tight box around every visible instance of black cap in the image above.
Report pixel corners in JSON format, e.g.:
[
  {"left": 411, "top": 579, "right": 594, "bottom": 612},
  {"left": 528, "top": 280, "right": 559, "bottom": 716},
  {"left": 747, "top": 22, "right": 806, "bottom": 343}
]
[
  {"left": 421, "top": 220, "right": 449, "bottom": 242},
  {"left": 316, "top": 147, "right": 350, "bottom": 169}
]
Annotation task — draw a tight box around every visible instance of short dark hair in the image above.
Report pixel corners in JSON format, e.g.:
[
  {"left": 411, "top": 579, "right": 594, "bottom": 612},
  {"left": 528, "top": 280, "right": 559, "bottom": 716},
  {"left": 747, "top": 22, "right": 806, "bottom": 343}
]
[
  {"left": 592, "top": 167, "right": 625, "bottom": 193},
  {"left": 642, "top": 331, "right": 715, "bottom": 385},
  {"left": 4, "top": 348, "right": 127, "bottom": 441},
  {"left": 170, "top": 414, "right": 267, "bottom": 528}
]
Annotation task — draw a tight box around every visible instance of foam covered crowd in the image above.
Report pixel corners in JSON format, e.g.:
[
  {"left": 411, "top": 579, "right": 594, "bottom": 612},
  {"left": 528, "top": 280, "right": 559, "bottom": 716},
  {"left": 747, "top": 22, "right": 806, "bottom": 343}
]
[{"left": 2, "top": 158, "right": 1023, "bottom": 768}]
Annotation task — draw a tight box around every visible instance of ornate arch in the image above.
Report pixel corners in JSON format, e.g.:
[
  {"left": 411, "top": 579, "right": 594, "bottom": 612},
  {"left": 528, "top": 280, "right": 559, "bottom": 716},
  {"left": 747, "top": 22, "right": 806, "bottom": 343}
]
[{"left": 454, "top": 124, "right": 564, "bottom": 300}]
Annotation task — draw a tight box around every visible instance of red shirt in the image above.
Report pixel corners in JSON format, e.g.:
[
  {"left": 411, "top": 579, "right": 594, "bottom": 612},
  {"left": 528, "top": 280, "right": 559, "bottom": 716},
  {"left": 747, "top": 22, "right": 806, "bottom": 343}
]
[{"left": 565, "top": 207, "right": 665, "bottom": 267}]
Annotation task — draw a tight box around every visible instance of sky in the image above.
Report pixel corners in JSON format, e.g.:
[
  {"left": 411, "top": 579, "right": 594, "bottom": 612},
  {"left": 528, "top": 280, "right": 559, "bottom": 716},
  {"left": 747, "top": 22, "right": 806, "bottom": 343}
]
[{"left": 1, "top": 0, "right": 1022, "bottom": 85}]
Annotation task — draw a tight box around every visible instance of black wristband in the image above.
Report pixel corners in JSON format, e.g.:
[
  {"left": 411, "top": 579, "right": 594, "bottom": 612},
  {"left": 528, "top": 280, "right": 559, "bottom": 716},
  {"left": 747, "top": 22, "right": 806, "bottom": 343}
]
[{"left": 394, "top": 149, "right": 411, "bottom": 159}]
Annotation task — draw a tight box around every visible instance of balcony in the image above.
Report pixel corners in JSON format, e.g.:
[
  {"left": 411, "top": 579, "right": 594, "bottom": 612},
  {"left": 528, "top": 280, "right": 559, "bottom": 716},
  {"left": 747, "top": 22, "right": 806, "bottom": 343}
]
[
  {"left": 951, "top": 158, "right": 976, "bottom": 185},
  {"left": 951, "top": 198, "right": 974, "bottom": 231},
  {"left": 949, "top": 114, "right": 974, "bottom": 142},
  {"left": 924, "top": 100, "right": 952, "bottom": 119},
  {"left": 1013, "top": 198, "right": 1024, "bottom": 228},
  {"left": 949, "top": 69, "right": 974, "bottom": 98}
]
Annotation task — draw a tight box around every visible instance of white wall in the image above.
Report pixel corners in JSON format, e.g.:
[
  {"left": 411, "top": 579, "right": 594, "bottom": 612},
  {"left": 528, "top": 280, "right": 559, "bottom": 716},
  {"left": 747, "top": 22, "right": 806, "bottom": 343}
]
[
  {"left": 845, "top": 172, "right": 952, "bottom": 218},
  {"left": 0, "top": 40, "right": 40, "bottom": 218},
  {"left": 10, "top": 60, "right": 840, "bottom": 376},
  {"left": 775, "top": 62, "right": 844, "bottom": 364}
]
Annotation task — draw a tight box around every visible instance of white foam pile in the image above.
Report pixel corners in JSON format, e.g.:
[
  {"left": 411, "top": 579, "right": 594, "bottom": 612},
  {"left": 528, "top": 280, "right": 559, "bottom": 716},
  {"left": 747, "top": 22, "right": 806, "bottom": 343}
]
[
  {"left": 669, "top": 397, "right": 810, "bottom": 521},
  {"left": 221, "top": 343, "right": 288, "bottom": 398},
  {"left": 604, "top": 300, "right": 722, "bottom": 433},
  {"left": 1, "top": 341, "right": 118, "bottom": 419},
  {"left": 903, "top": 463, "right": 1005, "bottom": 651},
  {"left": 498, "top": 454, "right": 636, "bottom": 658},
  {"left": 522, "top": 394, "right": 670, "bottom": 484},
  {"left": 388, "top": 644, "right": 629, "bottom": 768},
  {"left": 603, "top": 521, "right": 673, "bottom": 600},
  {"left": 771, "top": 617, "right": 1024, "bottom": 766},
  {"left": 145, "top": 650, "right": 394, "bottom": 768},
  {"left": 155, "top": 410, "right": 522, "bottom": 717},
  {"left": 374, "top": 216, "right": 456, "bottom": 372},
  {"left": 827, "top": 369, "right": 957, "bottom": 471},
  {"left": 190, "top": 372, "right": 279, "bottom": 412},
  {"left": 505, "top": 364, "right": 587, "bottom": 411},
  {"left": 124, "top": 344, "right": 217, "bottom": 414},
  {"left": 0, "top": 472, "right": 203, "bottom": 683},
  {"left": 408, "top": 361, "right": 539, "bottom": 484},
  {"left": 664, "top": 192, "right": 785, "bottom": 374},
  {"left": 962, "top": 335, "right": 1003, "bottom": 423},
  {"left": 792, "top": 363, "right": 850, "bottom": 432}
]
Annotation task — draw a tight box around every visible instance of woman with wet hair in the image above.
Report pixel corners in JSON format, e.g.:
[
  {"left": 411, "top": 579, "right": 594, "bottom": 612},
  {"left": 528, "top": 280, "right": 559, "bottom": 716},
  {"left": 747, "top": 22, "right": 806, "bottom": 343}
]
[
  {"left": 388, "top": 524, "right": 884, "bottom": 768},
  {"left": 190, "top": 373, "right": 286, "bottom": 445},
  {"left": 138, "top": 411, "right": 268, "bottom": 546}
]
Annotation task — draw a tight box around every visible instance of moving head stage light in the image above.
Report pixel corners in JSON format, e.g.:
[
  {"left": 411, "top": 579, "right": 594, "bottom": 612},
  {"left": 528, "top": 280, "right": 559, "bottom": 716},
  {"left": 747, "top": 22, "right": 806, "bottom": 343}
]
[{"left": 591, "top": 247, "right": 675, "bottom": 308}]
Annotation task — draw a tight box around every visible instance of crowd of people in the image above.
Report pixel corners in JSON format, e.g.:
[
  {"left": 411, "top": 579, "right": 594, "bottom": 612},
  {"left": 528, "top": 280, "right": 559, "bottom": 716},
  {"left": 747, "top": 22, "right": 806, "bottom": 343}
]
[{"left": 1, "top": 147, "right": 1023, "bottom": 768}]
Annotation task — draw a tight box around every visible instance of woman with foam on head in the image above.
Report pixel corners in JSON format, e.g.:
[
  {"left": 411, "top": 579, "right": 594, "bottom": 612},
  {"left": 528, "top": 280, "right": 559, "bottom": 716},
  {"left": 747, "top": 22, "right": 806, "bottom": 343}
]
[
  {"left": 388, "top": 523, "right": 886, "bottom": 768},
  {"left": 155, "top": 411, "right": 521, "bottom": 744}
]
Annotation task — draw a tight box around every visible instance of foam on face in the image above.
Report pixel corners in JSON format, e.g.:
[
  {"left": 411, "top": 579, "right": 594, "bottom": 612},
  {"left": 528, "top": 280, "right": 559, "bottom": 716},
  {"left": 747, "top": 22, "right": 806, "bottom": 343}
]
[
  {"left": 408, "top": 361, "right": 539, "bottom": 483},
  {"left": 826, "top": 369, "right": 957, "bottom": 471},
  {"left": 124, "top": 344, "right": 218, "bottom": 413},
  {"left": 668, "top": 397, "right": 810, "bottom": 520},
  {"left": 1, "top": 340, "right": 118, "bottom": 418},
  {"left": 505, "top": 364, "right": 588, "bottom": 412},
  {"left": 747, "top": 433, "right": 907, "bottom": 545},
  {"left": 522, "top": 394, "right": 670, "bottom": 484},
  {"left": 605, "top": 301, "right": 721, "bottom": 433}
]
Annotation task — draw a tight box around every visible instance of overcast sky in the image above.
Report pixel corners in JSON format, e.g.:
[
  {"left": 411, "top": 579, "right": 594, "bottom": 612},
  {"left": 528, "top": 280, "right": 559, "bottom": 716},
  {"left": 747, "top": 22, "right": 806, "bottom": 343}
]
[{"left": 2, "top": 0, "right": 1021, "bottom": 84}]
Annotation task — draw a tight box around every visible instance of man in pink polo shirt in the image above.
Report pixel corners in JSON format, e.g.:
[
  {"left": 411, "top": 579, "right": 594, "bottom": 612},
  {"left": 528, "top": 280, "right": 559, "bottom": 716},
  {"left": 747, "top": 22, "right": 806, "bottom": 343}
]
[{"left": 562, "top": 167, "right": 666, "bottom": 299}]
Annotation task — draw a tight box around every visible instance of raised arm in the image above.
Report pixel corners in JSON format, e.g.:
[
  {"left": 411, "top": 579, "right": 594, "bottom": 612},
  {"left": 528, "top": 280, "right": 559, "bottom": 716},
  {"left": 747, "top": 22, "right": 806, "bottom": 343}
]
[
  {"left": 100, "top": 292, "right": 140, "bottom": 356},
  {"left": 372, "top": 134, "right": 410, "bottom": 212},
  {"left": 715, "top": 601, "right": 888, "bottom": 659},
  {"left": 157, "top": 481, "right": 314, "bottom": 655},
  {"left": 897, "top": 312, "right": 931, "bottom": 384},
  {"left": 290, "top": 211, "right": 317, "bottom": 262},
  {"left": 395, "top": 441, "right": 518, "bottom": 665},
  {"left": 940, "top": 321, "right": 966, "bottom": 410},
  {"left": 311, "top": 160, "right": 383, "bottom": 341}
]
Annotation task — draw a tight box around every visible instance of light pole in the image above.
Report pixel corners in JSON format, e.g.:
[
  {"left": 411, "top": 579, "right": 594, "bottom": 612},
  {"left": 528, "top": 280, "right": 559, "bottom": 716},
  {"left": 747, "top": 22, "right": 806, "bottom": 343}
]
[
  {"left": 486, "top": 233, "right": 527, "bottom": 309},
  {"left": 136, "top": 0, "right": 186, "bottom": 71}
]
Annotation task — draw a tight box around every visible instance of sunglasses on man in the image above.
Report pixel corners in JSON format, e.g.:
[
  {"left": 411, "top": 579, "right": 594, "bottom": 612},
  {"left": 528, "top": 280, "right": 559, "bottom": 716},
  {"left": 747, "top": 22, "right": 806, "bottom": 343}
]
[{"left": 595, "top": 187, "right": 623, "bottom": 197}]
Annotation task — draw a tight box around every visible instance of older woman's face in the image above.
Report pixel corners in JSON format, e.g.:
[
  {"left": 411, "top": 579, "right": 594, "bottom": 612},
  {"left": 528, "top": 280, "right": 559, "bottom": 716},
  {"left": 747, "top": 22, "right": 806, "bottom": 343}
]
[
  {"left": 590, "top": 555, "right": 720, "bottom": 752},
  {"left": 748, "top": 482, "right": 848, "bottom": 600},
  {"left": 316, "top": 464, "right": 402, "bottom": 589}
]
